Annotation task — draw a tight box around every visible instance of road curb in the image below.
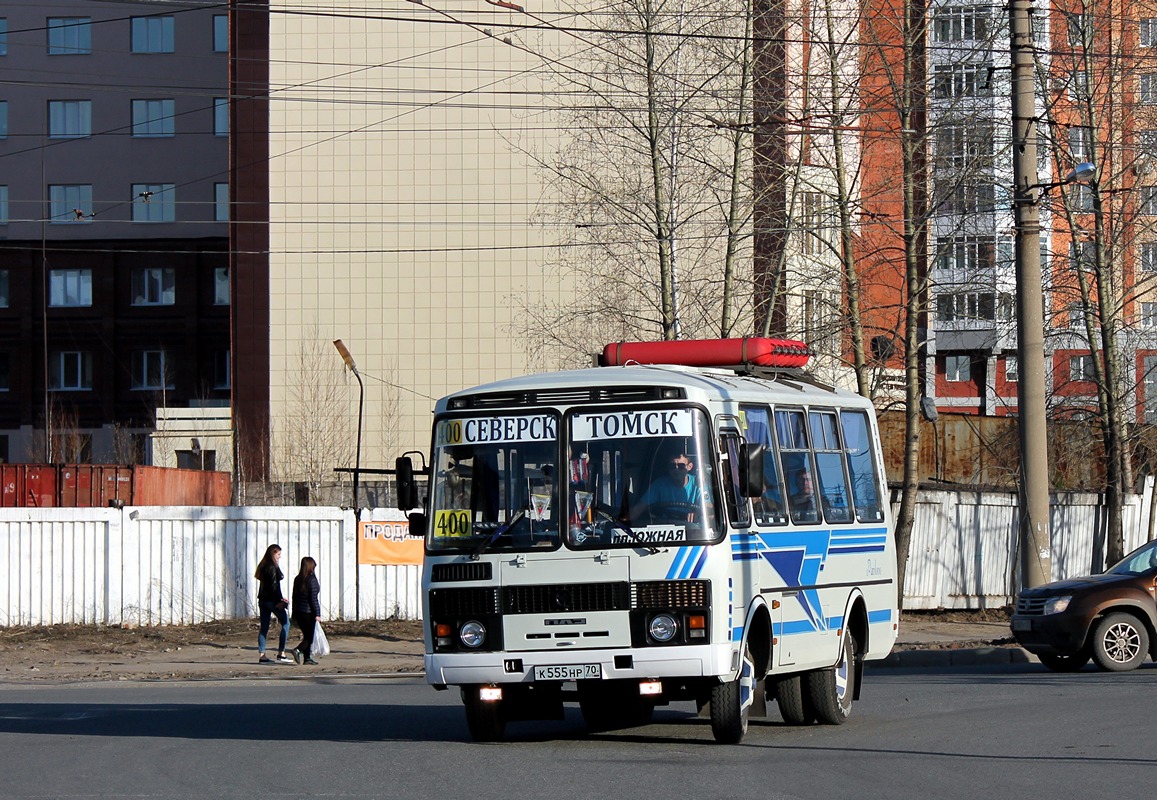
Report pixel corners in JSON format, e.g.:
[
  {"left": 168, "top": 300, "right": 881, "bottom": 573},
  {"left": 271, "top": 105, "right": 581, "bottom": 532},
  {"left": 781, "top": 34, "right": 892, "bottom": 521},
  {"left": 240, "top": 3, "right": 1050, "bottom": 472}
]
[{"left": 874, "top": 646, "right": 1033, "bottom": 668}]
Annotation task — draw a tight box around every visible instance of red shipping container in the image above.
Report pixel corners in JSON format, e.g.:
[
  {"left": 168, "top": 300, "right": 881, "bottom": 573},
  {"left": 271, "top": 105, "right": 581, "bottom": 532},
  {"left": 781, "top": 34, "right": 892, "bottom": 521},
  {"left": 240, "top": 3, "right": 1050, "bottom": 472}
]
[
  {"left": 0, "top": 465, "right": 230, "bottom": 507},
  {"left": 0, "top": 465, "right": 57, "bottom": 508}
]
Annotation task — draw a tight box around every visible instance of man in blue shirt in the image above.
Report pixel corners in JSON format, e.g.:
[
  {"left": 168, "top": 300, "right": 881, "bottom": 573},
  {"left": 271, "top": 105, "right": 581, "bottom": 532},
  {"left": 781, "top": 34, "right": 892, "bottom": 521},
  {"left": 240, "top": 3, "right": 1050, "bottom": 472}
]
[{"left": 632, "top": 450, "right": 703, "bottom": 523}]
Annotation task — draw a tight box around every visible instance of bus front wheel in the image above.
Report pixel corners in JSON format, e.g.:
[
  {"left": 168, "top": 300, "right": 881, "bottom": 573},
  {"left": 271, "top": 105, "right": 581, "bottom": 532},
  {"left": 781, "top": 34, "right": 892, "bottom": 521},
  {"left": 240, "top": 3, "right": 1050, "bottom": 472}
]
[
  {"left": 710, "top": 645, "right": 755, "bottom": 744},
  {"left": 462, "top": 685, "right": 506, "bottom": 742}
]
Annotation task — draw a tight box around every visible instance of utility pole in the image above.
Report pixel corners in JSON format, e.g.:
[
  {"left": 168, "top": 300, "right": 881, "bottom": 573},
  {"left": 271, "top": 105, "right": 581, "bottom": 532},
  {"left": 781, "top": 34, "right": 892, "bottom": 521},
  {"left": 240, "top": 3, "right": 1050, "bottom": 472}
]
[{"left": 1010, "top": 0, "right": 1051, "bottom": 588}]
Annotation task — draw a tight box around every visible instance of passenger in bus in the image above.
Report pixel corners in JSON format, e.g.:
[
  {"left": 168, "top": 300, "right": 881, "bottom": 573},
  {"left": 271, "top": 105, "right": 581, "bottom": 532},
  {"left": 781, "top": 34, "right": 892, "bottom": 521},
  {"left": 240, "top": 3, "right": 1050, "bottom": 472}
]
[
  {"left": 756, "top": 473, "right": 785, "bottom": 524},
  {"left": 789, "top": 470, "right": 820, "bottom": 523},
  {"left": 631, "top": 448, "right": 703, "bottom": 523}
]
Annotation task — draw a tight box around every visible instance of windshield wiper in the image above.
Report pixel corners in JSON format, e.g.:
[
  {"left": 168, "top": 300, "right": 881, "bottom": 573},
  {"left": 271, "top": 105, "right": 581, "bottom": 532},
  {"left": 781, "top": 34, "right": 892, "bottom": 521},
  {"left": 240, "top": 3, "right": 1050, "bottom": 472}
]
[
  {"left": 470, "top": 508, "right": 527, "bottom": 561},
  {"left": 592, "top": 507, "right": 659, "bottom": 554}
]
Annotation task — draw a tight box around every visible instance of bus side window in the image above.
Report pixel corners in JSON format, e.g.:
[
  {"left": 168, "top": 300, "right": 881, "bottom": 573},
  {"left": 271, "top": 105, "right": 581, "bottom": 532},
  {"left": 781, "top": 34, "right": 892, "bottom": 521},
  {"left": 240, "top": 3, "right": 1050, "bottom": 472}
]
[
  {"left": 740, "top": 404, "right": 786, "bottom": 526},
  {"left": 841, "top": 410, "right": 884, "bottom": 522},
  {"left": 809, "top": 410, "right": 853, "bottom": 524}
]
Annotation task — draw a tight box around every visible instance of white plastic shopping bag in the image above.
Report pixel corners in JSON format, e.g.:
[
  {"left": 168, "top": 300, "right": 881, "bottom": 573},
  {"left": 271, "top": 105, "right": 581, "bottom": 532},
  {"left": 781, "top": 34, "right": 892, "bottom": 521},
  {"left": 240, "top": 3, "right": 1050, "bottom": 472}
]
[{"left": 312, "top": 620, "right": 331, "bottom": 658}]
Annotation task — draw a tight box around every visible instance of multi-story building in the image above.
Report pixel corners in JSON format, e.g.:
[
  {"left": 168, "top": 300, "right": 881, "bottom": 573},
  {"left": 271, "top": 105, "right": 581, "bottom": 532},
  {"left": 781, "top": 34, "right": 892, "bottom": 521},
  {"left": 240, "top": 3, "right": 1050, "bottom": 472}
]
[{"left": 0, "top": 3, "right": 231, "bottom": 467}]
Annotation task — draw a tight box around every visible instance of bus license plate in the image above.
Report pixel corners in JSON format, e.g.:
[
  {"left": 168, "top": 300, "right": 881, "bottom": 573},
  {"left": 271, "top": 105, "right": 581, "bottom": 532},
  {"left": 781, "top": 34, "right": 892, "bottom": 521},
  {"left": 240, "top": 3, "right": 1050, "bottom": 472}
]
[{"left": 534, "top": 664, "right": 602, "bottom": 681}]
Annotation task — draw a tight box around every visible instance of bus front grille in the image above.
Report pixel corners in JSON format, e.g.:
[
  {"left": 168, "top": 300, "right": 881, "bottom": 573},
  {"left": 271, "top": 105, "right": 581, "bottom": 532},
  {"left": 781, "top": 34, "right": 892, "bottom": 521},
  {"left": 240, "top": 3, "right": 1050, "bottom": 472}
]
[{"left": 503, "top": 582, "right": 630, "bottom": 614}]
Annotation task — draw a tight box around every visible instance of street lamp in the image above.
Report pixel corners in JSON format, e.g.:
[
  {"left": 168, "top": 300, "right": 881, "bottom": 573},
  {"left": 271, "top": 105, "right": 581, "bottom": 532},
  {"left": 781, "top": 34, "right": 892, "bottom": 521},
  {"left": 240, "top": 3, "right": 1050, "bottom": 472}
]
[{"left": 333, "top": 339, "right": 364, "bottom": 511}]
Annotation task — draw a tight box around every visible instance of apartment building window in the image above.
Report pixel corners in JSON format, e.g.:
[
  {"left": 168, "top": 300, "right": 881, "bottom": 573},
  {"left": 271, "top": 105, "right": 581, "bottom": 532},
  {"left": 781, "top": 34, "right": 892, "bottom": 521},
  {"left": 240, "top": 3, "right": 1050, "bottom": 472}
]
[
  {"left": 50, "top": 351, "right": 92, "bottom": 391},
  {"left": 1068, "top": 301, "right": 1089, "bottom": 328},
  {"left": 47, "top": 18, "right": 91, "bottom": 54},
  {"left": 131, "top": 16, "right": 174, "bottom": 53},
  {"left": 945, "top": 354, "right": 972, "bottom": 382},
  {"left": 214, "top": 268, "right": 230, "bottom": 305},
  {"left": 1067, "top": 183, "right": 1094, "bottom": 212},
  {"left": 1070, "top": 354, "right": 1095, "bottom": 382},
  {"left": 0, "top": 270, "right": 8, "bottom": 307},
  {"left": 213, "top": 15, "right": 228, "bottom": 52},
  {"left": 1067, "top": 70, "right": 1091, "bottom": 101},
  {"left": 132, "top": 184, "right": 175, "bottom": 222},
  {"left": 942, "top": 181, "right": 996, "bottom": 215},
  {"left": 1142, "top": 242, "right": 1157, "bottom": 272},
  {"left": 1005, "top": 353, "right": 1018, "bottom": 382},
  {"left": 49, "top": 184, "right": 92, "bottom": 222},
  {"left": 1068, "top": 127, "right": 1092, "bottom": 160},
  {"left": 0, "top": 18, "right": 7, "bottom": 56},
  {"left": 1070, "top": 239, "right": 1096, "bottom": 271},
  {"left": 802, "top": 289, "right": 831, "bottom": 344},
  {"left": 1143, "top": 187, "right": 1157, "bottom": 215},
  {"left": 214, "top": 183, "right": 229, "bottom": 222},
  {"left": 0, "top": 101, "right": 7, "bottom": 139},
  {"left": 213, "top": 98, "right": 228, "bottom": 136},
  {"left": 937, "top": 123, "right": 994, "bottom": 169},
  {"left": 1143, "top": 130, "right": 1157, "bottom": 157},
  {"left": 1065, "top": 11, "right": 1090, "bottom": 47},
  {"left": 937, "top": 291, "right": 996, "bottom": 322},
  {"left": 0, "top": 186, "right": 7, "bottom": 225},
  {"left": 933, "top": 7, "right": 989, "bottom": 41},
  {"left": 131, "top": 99, "right": 175, "bottom": 137},
  {"left": 131, "top": 350, "right": 173, "bottom": 390},
  {"left": 1143, "top": 302, "right": 1157, "bottom": 329},
  {"left": 49, "top": 269, "right": 93, "bottom": 307},
  {"left": 48, "top": 100, "right": 91, "bottom": 138},
  {"left": 131, "top": 268, "right": 175, "bottom": 306},
  {"left": 214, "top": 350, "right": 231, "bottom": 390},
  {"left": 1145, "top": 356, "right": 1157, "bottom": 423},
  {"left": 799, "top": 192, "right": 831, "bottom": 256},
  {"left": 936, "top": 235, "right": 996, "bottom": 271},
  {"left": 1143, "top": 18, "right": 1157, "bottom": 47},
  {"left": 1142, "top": 74, "right": 1157, "bottom": 104},
  {"left": 933, "top": 63, "right": 990, "bottom": 98}
]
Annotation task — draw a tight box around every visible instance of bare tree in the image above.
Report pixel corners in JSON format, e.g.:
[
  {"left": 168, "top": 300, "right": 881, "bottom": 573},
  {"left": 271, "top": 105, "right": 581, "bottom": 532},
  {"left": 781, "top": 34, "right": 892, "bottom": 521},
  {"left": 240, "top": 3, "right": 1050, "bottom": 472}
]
[{"left": 274, "top": 325, "right": 354, "bottom": 491}]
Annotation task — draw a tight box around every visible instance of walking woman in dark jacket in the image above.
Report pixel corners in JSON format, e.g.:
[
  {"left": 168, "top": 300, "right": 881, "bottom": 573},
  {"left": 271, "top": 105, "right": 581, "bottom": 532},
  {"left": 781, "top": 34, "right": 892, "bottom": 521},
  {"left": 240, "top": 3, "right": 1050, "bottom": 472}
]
[
  {"left": 291, "top": 556, "right": 322, "bottom": 665},
  {"left": 254, "top": 544, "right": 291, "bottom": 663}
]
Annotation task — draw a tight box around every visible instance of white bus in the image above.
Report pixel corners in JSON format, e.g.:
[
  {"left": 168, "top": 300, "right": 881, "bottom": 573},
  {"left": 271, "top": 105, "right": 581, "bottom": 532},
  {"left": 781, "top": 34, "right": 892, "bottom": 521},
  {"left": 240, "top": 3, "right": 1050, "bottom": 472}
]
[{"left": 395, "top": 338, "right": 898, "bottom": 743}]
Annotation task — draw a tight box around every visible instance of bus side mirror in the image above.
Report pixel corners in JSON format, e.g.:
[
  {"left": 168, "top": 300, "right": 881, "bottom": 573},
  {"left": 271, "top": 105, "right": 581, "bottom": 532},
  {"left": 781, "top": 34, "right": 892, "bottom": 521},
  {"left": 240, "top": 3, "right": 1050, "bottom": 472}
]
[
  {"left": 396, "top": 456, "right": 420, "bottom": 510},
  {"left": 408, "top": 512, "right": 427, "bottom": 538},
  {"left": 738, "top": 443, "right": 764, "bottom": 498}
]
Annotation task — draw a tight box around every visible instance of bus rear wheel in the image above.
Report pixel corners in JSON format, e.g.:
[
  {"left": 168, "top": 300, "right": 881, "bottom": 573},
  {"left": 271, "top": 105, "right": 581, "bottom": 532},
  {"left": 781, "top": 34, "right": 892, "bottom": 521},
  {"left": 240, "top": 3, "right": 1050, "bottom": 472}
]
[
  {"left": 710, "top": 645, "right": 755, "bottom": 744},
  {"left": 805, "top": 633, "right": 855, "bottom": 724},
  {"left": 462, "top": 685, "right": 506, "bottom": 742},
  {"left": 772, "top": 674, "right": 815, "bottom": 725}
]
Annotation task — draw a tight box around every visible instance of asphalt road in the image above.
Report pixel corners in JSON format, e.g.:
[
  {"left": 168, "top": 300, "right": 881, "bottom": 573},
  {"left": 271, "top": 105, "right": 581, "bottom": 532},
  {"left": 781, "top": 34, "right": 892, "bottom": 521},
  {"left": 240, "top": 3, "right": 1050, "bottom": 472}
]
[{"left": 1, "top": 664, "right": 1154, "bottom": 799}]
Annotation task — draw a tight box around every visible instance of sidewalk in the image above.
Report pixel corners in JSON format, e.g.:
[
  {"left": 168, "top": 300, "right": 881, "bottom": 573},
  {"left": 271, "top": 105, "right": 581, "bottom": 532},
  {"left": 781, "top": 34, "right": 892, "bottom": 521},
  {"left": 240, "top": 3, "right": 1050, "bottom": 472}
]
[{"left": 883, "top": 614, "right": 1031, "bottom": 668}]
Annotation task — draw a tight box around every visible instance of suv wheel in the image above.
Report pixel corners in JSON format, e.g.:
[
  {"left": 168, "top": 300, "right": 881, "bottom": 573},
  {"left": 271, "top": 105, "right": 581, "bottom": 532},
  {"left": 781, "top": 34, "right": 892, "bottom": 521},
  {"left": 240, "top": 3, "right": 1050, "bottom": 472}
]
[{"left": 1091, "top": 612, "right": 1149, "bottom": 672}]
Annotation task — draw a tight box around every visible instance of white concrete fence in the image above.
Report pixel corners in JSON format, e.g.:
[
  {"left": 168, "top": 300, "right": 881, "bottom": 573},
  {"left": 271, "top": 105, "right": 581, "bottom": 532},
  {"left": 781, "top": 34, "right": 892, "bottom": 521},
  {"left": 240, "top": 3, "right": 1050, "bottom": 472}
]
[{"left": 2, "top": 486, "right": 1154, "bottom": 626}]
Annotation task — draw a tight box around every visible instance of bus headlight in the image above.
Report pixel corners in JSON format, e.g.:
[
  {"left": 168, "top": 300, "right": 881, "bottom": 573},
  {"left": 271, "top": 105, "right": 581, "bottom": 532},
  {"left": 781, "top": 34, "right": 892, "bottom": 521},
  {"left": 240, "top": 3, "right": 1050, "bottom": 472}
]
[
  {"left": 648, "top": 614, "right": 678, "bottom": 642},
  {"left": 460, "top": 620, "right": 487, "bottom": 648}
]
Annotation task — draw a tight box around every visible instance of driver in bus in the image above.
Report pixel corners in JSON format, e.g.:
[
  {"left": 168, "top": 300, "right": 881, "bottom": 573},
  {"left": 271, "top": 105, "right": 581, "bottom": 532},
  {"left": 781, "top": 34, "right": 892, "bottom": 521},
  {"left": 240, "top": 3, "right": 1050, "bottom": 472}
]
[{"left": 630, "top": 448, "right": 703, "bottom": 523}]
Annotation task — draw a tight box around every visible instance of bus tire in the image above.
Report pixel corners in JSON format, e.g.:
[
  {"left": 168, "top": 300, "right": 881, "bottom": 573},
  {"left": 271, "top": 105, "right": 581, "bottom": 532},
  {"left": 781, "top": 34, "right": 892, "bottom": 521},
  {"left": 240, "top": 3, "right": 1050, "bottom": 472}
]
[
  {"left": 805, "top": 633, "right": 855, "bottom": 724},
  {"left": 463, "top": 685, "right": 506, "bottom": 742},
  {"left": 710, "top": 646, "right": 754, "bottom": 744},
  {"left": 773, "top": 674, "right": 814, "bottom": 725}
]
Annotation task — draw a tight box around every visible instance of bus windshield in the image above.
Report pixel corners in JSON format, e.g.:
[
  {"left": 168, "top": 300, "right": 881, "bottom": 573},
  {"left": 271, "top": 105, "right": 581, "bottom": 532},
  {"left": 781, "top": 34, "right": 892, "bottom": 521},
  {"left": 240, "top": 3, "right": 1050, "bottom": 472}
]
[
  {"left": 427, "top": 413, "right": 561, "bottom": 553},
  {"left": 565, "top": 406, "right": 722, "bottom": 548}
]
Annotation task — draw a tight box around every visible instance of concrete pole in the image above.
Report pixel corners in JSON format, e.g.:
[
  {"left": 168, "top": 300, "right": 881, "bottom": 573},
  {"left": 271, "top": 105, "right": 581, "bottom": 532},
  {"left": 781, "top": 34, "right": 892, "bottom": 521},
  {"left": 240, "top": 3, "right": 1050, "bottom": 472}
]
[{"left": 1010, "top": 0, "right": 1052, "bottom": 588}]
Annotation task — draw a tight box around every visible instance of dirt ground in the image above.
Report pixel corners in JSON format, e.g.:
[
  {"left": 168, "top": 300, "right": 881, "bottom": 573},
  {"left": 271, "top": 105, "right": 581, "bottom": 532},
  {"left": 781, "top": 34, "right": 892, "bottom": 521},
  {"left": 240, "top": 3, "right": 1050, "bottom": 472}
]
[
  {"left": 0, "top": 618, "right": 426, "bottom": 685},
  {"left": 0, "top": 609, "right": 1013, "bottom": 685}
]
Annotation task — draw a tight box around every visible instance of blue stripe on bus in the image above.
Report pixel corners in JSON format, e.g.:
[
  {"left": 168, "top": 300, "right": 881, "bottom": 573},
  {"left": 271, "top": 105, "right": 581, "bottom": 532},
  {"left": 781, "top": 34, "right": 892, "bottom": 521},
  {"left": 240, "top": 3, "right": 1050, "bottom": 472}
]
[
  {"left": 666, "top": 547, "right": 692, "bottom": 580},
  {"left": 868, "top": 608, "right": 893, "bottom": 624}
]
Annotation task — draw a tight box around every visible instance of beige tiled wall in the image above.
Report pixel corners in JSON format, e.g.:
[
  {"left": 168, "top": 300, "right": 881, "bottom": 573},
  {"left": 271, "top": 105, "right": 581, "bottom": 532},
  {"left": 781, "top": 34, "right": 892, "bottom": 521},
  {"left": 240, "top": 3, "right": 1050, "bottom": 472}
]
[{"left": 268, "top": 1, "right": 571, "bottom": 476}]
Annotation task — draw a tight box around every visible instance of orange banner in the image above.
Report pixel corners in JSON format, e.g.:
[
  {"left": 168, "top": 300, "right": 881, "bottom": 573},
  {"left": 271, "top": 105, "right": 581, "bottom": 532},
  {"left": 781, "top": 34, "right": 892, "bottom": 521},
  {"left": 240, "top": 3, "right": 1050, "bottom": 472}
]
[{"left": 358, "top": 520, "right": 424, "bottom": 566}]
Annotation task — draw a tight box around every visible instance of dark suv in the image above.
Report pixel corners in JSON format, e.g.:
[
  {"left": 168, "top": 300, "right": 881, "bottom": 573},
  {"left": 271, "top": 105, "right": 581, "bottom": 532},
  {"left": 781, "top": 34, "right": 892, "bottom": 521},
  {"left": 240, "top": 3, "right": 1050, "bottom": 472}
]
[{"left": 1011, "top": 539, "right": 1157, "bottom": 672}]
